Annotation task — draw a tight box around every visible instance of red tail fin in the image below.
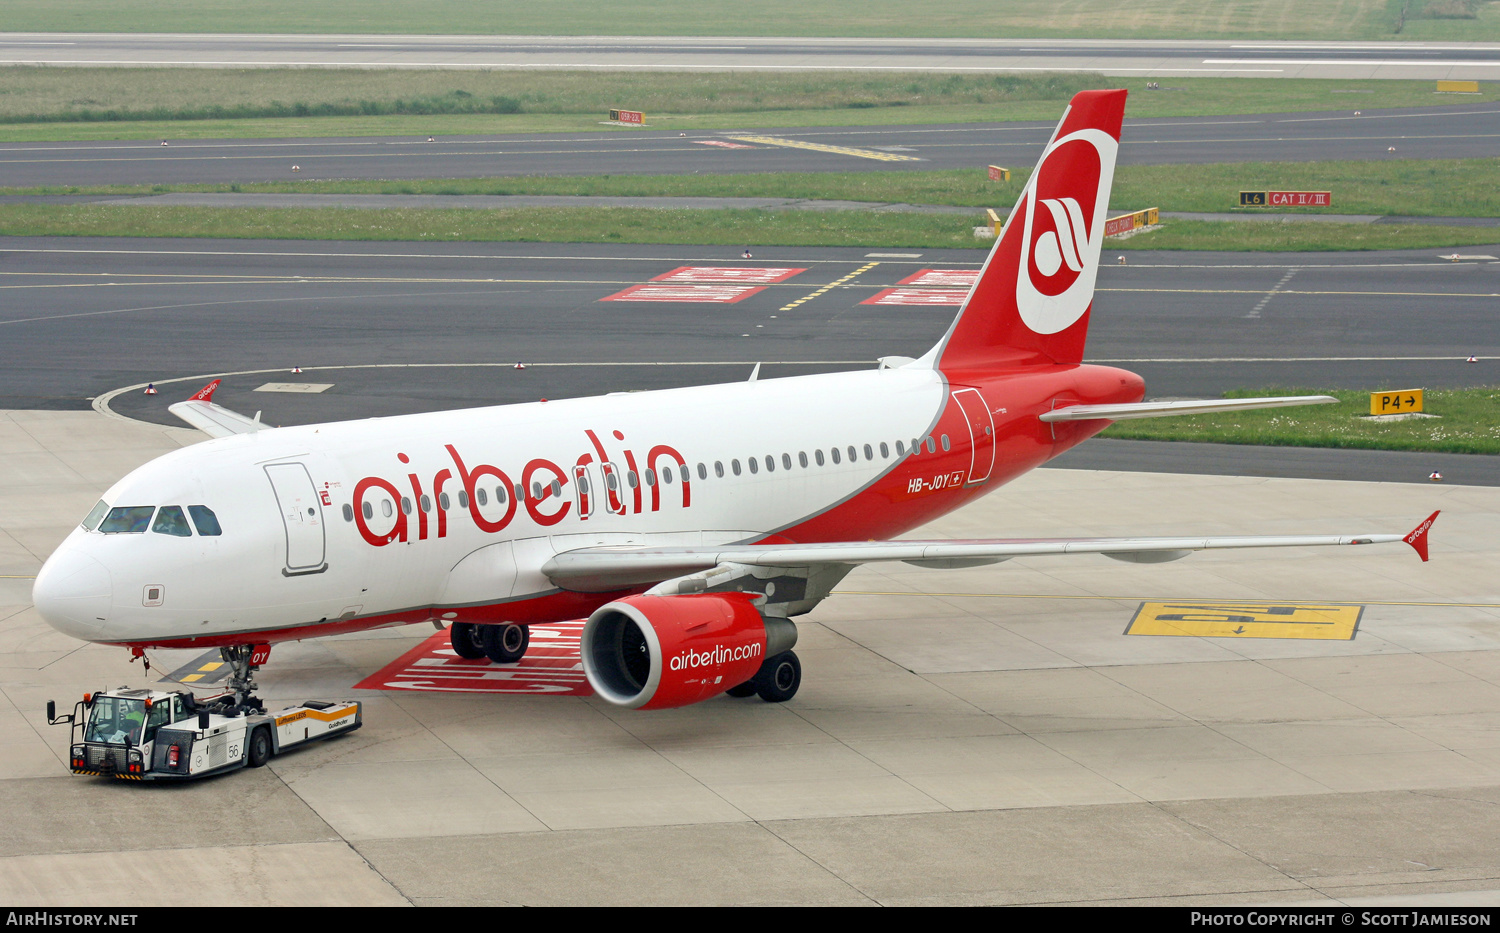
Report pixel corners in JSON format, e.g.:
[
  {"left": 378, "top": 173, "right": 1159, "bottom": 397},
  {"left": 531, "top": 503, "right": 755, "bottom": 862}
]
[{"left": 930, "top": 89, "right": 1127, "bottom": 372}]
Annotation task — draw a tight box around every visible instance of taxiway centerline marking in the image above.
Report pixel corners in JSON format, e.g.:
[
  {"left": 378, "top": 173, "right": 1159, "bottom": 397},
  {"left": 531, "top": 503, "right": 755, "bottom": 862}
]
[{"left": 778, "top": 262, "right": 881, "bottom": 312}]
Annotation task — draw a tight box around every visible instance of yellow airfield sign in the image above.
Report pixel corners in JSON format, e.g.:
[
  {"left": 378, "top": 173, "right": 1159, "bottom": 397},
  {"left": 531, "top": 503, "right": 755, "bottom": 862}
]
[
  {"left": 1370, "top": 389, "right": 1423, "bottom": 415},
  {"left": 1126, "top": 601, "right": 1364, "bottom": 640}
]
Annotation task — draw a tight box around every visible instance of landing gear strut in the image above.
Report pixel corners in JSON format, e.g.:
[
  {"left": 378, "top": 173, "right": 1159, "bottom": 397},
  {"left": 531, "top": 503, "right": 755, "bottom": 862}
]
[{"left": 220, "top": 645, "right": 266, "bottom": 712}]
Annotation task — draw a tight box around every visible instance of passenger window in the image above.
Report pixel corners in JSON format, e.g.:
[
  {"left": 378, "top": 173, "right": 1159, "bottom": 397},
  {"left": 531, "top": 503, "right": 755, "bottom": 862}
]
[
  {"left": 748, "top": 457, "right": 758, "bottom": 475},
  {"left": 457, "top": 490, "right": 468, "bottom": 508},
  {"left": 551, "top": 480, "right": 561, "bottom": 497},
  {"left": 439, "top": 493, "right": 451, "bottom": 510},
  {"left": 496, "top": 485, "right": 508, "bottom": 504},
  {"left": 864, "top": 444, "right": 874, "bottom": 460},
  {"left": 381, "top": 499, "right": 393, "bottom": 518},
  {"left": 879, "top": 442, "right": 889, "bottom": 458},
  {"left": 401, "top": 497, "right": 412, "bottom": 515},
  {"left": 420, "top": 495, "right": 431, "bottom": 513},
  {"left": 342, "top": 504, "right": 354, "bottom": 522},
  {"left": 925, "top": 436, "right": 937, "bottom": 453},
  {"left": 627, "top": 472, "right": 638, "bottom": 489},
  {"left": 815, "top": 450, "right": 825, "bottom": 466},
  {"left": 715, "top": 461, "right": 725, "bottom": 478},
  {"left": 798, "top": 452, "right": 808, "bottom": 468},
  {"left": 100, "top": 506, "right": 154, "bottom": 534},
  {"left": 606, "top": 473, "right": 619, "bottom": 490},
  {"left": 698, "top": 463, "right": 708, "bottom": 480},
  {"left": 82, "top": 500, "right": 109, "bottom": 531},
  {"left": 764, "top": 455, "right": 774, "bottom": 473},
  {"left": 645, "top": 469, "right": 656, "bottom": 487},
  {"left": 151, "top": 506, "right": 192, "bottom": 537},
  {"left": 187, "top": 505, "right": 221, "bottom": 536},
  {"left": 941, "top": 434, "right": 951, "bottom": 451},
  {"left": 732, "top": 459, "right": 741, "bottom": 476},
  {"left": 477, "top": 488, "right": 488, "bottom": 506},
  {"left": 848, "top": 445, "right": 858, "bottom": 462},
  {"left": 362, "top": 501, "right": 374, "bottom": 521},
  {"left": 532, "top": 482, "right": 544, "bottom": 499},
  {"left": 896, "top": 440, "right": 905, "bottom": 456},
  {"left": 831, "top": 448, "right": 841, "bottom": 465}
]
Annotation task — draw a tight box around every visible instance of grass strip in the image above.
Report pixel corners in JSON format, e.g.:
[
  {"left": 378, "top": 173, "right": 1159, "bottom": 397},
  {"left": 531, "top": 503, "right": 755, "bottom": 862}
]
[
  {"left": 1099, "top": 387, "right": 1500, "bottom": 455},
  {"left": 3, "top": 69, "right": 1500, "bottom": 141},
  {"left": 0, "top": 202, "right": 1497, "bottom": 252}
]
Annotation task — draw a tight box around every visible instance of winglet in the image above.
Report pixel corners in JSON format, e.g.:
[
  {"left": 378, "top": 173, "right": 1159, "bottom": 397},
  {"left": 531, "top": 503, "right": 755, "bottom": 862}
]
[
  {"left": 1404, "top": 510, "right": 1440, "bottom": 562},
  {"left": 189, "top": 379, "right": 221, "bottom": 402}
]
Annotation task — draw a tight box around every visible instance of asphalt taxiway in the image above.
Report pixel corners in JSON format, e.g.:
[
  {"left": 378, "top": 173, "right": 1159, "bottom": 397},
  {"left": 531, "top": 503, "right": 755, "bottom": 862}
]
[{"left": 5, "top": 104, "right": 1500, "bottom": 187}]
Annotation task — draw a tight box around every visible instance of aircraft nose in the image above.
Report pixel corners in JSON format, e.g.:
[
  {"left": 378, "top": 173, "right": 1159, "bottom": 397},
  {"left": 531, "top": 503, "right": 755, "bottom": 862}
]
[{"left": 32, "top": 547, "right": 112, "bottom": 640}]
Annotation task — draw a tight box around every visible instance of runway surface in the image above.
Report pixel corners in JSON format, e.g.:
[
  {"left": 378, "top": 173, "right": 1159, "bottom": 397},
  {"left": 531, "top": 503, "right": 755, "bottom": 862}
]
[
  {"left": 5, "top": 104, "right": 1500, "bottom": 187},
  {"left": 8, "top": 34, "right": 1500, "bottom": 81},
  {"left": 0, "top": 235, "right": 1494, "bottom": 485}
]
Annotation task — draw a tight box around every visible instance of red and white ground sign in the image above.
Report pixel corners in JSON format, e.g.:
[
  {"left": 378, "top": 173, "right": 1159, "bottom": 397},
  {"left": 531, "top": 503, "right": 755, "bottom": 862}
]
[
  {"left": 601, "top": 283, "right": 767, "bottom": 303},
  {"left": 650, "top": 266, "right": 805, "bottom": 284},
  {"left": 861, "top": 287, "right": 968, "bottom": 306},
  {"left": 896, "top": 269, "right": 979, "bottom": 288},
  {"left": 355, "top": 621, "right": 593, "bottom": 696}
]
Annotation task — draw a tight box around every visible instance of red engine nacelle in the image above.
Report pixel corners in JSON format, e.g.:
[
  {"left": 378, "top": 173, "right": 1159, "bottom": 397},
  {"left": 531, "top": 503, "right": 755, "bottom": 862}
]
[{"left": 581, "top": 593, "right": 772, "bottom": 710}]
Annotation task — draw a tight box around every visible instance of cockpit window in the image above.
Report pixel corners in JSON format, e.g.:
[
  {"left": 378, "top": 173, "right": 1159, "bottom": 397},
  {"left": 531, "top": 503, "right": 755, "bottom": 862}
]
[
  {"left": 81, "top": 500, "right": 110, "bottom": 531},
  {"left": 99, "top": 506, "right": 154, "bottom": 534},
  {"left": 152, "top": 506, "right": 192, "bottom": 537},
  {"left": 187, "top": 505, "right": 222, "bottom": 537}
]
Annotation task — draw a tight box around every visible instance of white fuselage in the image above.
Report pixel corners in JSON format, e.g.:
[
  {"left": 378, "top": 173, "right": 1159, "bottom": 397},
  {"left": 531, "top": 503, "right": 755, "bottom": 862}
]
[{"left": 35, "top": 366, "right": 951, "bottom": 648}]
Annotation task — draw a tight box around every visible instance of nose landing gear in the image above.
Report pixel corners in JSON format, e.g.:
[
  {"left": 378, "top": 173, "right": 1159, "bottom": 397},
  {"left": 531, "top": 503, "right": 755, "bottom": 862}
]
[{"left": 220, "top": 644, "right": 266, "bottom": 712}]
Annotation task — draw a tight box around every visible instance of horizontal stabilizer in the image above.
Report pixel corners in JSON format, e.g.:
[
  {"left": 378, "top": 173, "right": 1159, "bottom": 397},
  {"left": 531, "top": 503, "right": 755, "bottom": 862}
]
[{"left": 1039, "top": 395, "right": 1337, "bottom": 423}]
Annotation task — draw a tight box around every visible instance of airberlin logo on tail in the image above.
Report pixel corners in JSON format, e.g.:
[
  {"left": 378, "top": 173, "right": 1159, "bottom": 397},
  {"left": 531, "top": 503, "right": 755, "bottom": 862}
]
[{"left": 1015, "top": 128, "right": 1118, "bottom": 336}]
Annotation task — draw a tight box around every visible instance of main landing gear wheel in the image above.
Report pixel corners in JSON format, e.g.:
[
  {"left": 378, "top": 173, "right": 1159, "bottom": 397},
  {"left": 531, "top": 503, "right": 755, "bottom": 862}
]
[
  {"left": 725, "top": 681, "right": 758, "bottom": 698},
  {"left": 752, "top": 651, "right": 801, "bottom": 703},
  {"left": 480, "top": 623, "right": 530, "bottom": 664},
  {"left": 450, "top": 622, "right": 486, "bottom": 660}
]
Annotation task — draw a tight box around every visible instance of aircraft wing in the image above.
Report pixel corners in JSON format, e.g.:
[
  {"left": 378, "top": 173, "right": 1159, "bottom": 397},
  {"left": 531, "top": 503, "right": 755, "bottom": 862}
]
[
  {"left": 1039, "top": 395, "right": 1337, "bottom": 422},
  {"left": 166, "top": 379, "right": 264, "bottom": 438},
  {"left": 543, "top": 511, "right": 1439, "bottom": 592}
]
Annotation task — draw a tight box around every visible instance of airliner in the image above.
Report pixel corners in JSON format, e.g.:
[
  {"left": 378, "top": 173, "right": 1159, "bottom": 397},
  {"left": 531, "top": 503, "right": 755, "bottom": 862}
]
[{"left": 32, "top": 90, "right": 1436, "bottom": 711}]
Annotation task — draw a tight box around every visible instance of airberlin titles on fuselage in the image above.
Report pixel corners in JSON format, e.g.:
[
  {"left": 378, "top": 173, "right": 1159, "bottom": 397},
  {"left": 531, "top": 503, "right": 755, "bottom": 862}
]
[{"left": 351, "top": 428, "right": 691, "bottom": 547}]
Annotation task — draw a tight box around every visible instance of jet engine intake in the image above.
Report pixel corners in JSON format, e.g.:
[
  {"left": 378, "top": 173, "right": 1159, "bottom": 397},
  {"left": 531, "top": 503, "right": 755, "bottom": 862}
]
[{"left": 581, "top": 593, "right": 794, "bottom": 710}]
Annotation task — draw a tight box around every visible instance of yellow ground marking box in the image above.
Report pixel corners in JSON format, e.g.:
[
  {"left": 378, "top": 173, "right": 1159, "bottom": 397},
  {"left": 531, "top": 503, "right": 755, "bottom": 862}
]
[
  {"left": 1126, "top": 601, "right": 1364, "bottom": 640},
  {"left": 1438, "top": 80, "right": 1480, "bottom": 93},
  {"left": 1370, "top": 388, "right": 1423, "bottom": 415}
]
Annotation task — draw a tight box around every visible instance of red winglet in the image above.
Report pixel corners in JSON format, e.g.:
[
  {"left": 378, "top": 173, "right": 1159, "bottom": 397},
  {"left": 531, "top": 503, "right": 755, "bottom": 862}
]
[
  {"left": 188, "top": 379, "right": 221, "bottom": 403},
  {"left": 1404, "top": 510, "right": 1440, "bottom": 562}
]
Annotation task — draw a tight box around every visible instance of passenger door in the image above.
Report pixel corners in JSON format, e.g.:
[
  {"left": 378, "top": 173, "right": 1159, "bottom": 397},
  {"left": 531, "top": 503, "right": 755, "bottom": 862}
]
[{"left": 264, "top": 462, "right": 327, "bottom": 575}]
